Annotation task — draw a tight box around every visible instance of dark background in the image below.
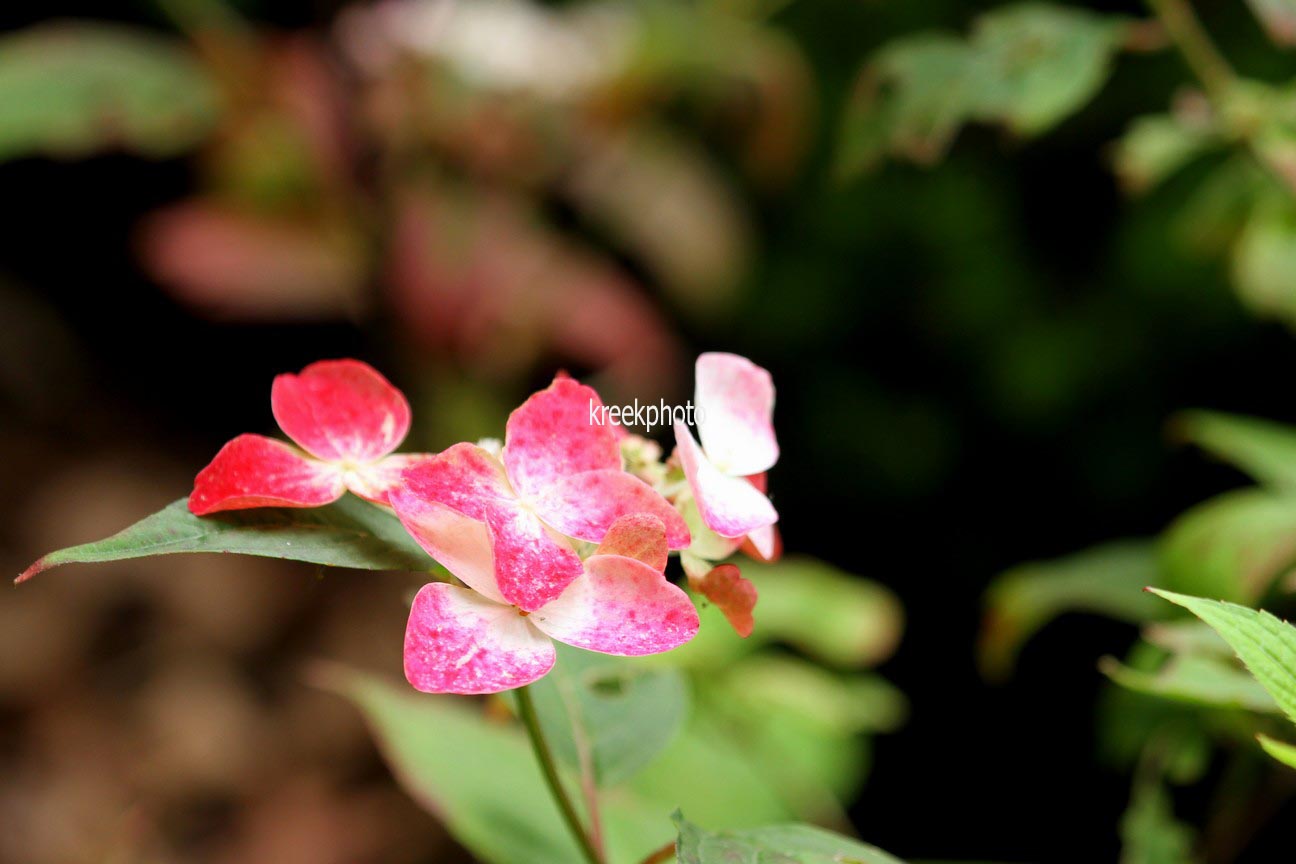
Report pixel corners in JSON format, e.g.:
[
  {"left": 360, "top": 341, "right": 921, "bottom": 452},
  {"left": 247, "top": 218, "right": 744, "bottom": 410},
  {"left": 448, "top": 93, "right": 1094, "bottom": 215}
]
[{"left": 3, "top": 1, "right": 1294, "bottom": 862}]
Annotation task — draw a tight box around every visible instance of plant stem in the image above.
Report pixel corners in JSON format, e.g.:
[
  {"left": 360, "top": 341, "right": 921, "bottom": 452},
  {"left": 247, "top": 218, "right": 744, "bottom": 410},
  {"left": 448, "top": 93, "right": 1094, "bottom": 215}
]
[
  {"left": 1144, "top": 0, "right": 1234, "bottom": 98},
  {"left": 515, "top": 685, "right": 605, "bottom": 864},
  {"left": 637, "top": 840, "right": 678, "bottom": 864}
]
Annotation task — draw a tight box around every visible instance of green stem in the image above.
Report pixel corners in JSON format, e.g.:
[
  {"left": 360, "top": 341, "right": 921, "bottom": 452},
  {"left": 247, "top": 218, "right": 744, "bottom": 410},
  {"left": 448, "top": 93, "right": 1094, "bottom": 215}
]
[
  {"left": 1144, "top": 0, "right": 1234, "bottom": 98},
  {"left": 516, "top": 685, "right": 605, "bottom": 864}
]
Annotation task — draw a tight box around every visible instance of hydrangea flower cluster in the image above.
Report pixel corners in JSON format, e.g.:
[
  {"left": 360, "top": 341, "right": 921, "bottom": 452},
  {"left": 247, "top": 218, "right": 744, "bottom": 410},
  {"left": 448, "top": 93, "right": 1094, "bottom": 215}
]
[{"left": 189, "top": 353, "right": 780, "bottom": 693}]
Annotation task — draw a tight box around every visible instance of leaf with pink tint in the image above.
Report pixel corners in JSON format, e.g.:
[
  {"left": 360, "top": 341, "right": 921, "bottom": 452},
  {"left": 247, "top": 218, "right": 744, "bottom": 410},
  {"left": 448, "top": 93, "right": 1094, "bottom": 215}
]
[
  {"left": 675, "top": 422, "right": 777, "bottom": 539},
  {"left": 595, "top": 514, "right": 669, "bottom": 572},
  {"left": 534, "top": 469, "right": 690, "bottom": 550},
  {"left": 139, "top": 202, "right": 364, "bottom": 320},
  {"left": 695, "top": 352, "right": 778, "bottom": 476},
  {"left": 690, "top": 563, "right": 757, "bottom": 638},
  {"left": 400, "top": 443, "right": 584, "bottom": 612},
  {"left": 188, "top": 434, "right": 345, "bottom": 515},
  {"left": 390, "top": 491, "right": 505, "bottom": 604},
  {"left": 271, "top": 359, "right": 411, "bottom": 464},
  {"left": 344, "top": 453, "right": 435, "bottom": 505},
  {"left": 404, "top": 583, "right": 555, "bottom": 694},
  {"left": 503, "top": 376, "right": 622, "bottom": 498},
  {"left": 531, "top": 556, "right": 700, "bottom": 656}
]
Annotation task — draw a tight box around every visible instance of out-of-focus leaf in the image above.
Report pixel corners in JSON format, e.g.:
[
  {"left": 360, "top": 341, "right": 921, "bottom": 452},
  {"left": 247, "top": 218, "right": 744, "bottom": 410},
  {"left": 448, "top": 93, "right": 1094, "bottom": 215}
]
[
  {"left": 970, "top": 3, "right": 1127, "bottom": 135},
  {"left": 1231, "top": 202, "right": 1296, "bottom": 329},
  {"left": 674, "top": 812, "right": 906, "bottom": 864},
  {"left": 743, "top": 557, "right": 904, "bottom": 668},
  {"left": 1119, "top": 775, "right": 1198, "bottom": 864},
  {"left": 839, "top": 34, "right": 976, "bottom": 175},
  {"left": 1158, "top": 489, "right": 1296, "bottom": 603},
  {"left": 0, "top": 23, "right": 216, "bottom": 161},
  {"left": 1257, "top": 733, "right": 1296, "bottom": 769},
  {"left": 1114, "top": 114, "right": 1220, "bottom": 194},
  {"left": 1173, "top": 410, "right": 1296, "bottom": 490},
  {"left": 528, "top": 645, "right": 689, "bottom": 786},
  {"left": 18, "top": 496, "right": 432, "bottom": 583},
  {"left": 566, "top": 127, "right": 750, "bottom": 315},
  {"left": 839, "top": 3, "right": 1126, "bottom": 176},
  {"left": 979, "top": 540, "right": 1167, "bottom": 680},
  {"left": 1152, "top": 590, "right": 1296, "bottom": 725},
  {"left": 1100, "top": 654, "right": 1280, "bottom": 714},
  {"left": 316, "top": 666, "right": 670, "bottom": 864},
  {"left": 1246, "top": 0, "right": 1296, "bottom": 46},
  {"left": 139, "top": 202, "right": 366, "bottom": 321},
  {"left": 1143, "top": 620, "right": 1232, "bottom": 657},
  {"left": 721, "top": 656, "right": 906, "bottom": 736}
]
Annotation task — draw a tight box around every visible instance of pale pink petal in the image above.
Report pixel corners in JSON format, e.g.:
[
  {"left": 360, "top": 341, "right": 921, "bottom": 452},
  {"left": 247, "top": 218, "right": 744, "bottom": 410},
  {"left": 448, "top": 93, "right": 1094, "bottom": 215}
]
[
  {"left": 344, "top": 453, "right": 435, "bottom": 505},
  {"left": 503, "top": 376, "right": 620, "bottom": 499},
  {"left": 404, "top": 583, "right": 555, "bottom": 694},
  {"left": 530, "top": 555, "right": 700, "bottom": 656},
  {"left": 594, "top": 514, "right": 669, "bottom": 571},
  {"left": 271, "top": 359, "right": 411, "bottom": 463},
  {"left": 401, "top": 444, "right": 583, "bottom": 611},
  {"left": 695, "top": 352, "right": 778, "bottom": 476},
  {"left": 389, "top": 492, "right": 505, "bottom": 603},
  {"left": 189, "top": 434, "right": 344, "bottom": 515},
  {"left": 744, "top": 523, "right": 780, "bottom": 561},
  {"left": 675, "top": 422, "right": 777, "bottom": 539},
  {"left": 532, "top": 469, "right": 690, "bottom": 550}
]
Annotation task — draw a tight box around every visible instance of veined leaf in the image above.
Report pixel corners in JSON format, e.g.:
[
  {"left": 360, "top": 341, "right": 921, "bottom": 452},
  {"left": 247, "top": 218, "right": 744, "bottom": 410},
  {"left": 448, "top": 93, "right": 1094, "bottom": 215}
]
[
  {"left": 1257, "top": 733, "right": 1296, "bottom": 769},
  {"left": 674, "top": 811, "right": 906, "bottom": 864},
  {"left": 979, "top": 540, "right": 1166, "bottom": 680},
  {"left": 19, "top": 496, "right": 432, "bottom": 582},
  {"left": 1173, "top": 410, "right": 1296, "bottom": 491},
  {"left": 1151, "top": 590, "right": 1296, "bottom": 726},
  {"left": 0, "top": 23, "right": 216, "bottom": 162},
  {"left": 1100, "top": 653, "right": 1280, "bottom": 714},
  {"left": 1158, "top": 490, "right": 1296, "bottom": 603},
  {"left": 528, "top": 645, "right": 689, "bottom": 786}
]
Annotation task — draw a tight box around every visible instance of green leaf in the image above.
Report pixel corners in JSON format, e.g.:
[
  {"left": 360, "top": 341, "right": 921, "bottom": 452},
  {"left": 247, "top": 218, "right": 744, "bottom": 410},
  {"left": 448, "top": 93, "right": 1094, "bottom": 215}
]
[
  {"left": 528, "top": 645, "right": 689, "bottom": 786},
  {"left": 19, "top": 496, "right": 432, "bottom": 582},
  {"left": 0, "top": 23, "right": 217, "bottom": 162},
  {"left": 316, "top": 666, "right": 670, "bottom": 864},
  {"left": 674, "top": 811, "right": 906, "bottom": 864},
  {"left": 1150, "top": 590, "right": 1296, "bottom": 726},
  {"left": 838, "top": 34, "right": 976, "bottom": 176},
  {"left": 1119, "top": 776, "right": 1198, "bottom": 864},
  {"left": 1114, "top": 114, "right": 1220, "bottom": 194},
  {"left": 1158, "top": 489, "right": 1296, "bottom": 603},
  {"left": 1100, "top": 653, "right": 1280, "bottom": 714},
  {"left": 1230, "top": 201, "right": 1296, "bottom": 329},
  {"left": 1257, "top": 733, "right": 1296, "bottom": 769},
  {"left": 1246, "top": 0, "right": 1296, "bottom": 47},
  {"left": 839, "top": 3, "right": 1126, "bottom": 176},
  {"left": 1173, "top": 410, "right": 1296, "bottom": 490},
  {"left": 979, "top": 540, "right": 1167, "bottom": 679},
  {"left": 969, "top": 3, "right": 1128, "bottom": 136}
]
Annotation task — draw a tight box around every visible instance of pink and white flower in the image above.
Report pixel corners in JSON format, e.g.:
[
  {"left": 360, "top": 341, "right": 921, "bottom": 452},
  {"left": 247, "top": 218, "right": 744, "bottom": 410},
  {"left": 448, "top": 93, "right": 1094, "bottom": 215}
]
[
  {"left": 394, "top": 375, "right": 689, "bottom": 612},
  {"left": 674, "top": 353, "right": 779, "bottom": 557},
  {"left": 189, "top": 359, "right": 426, "bottom": 514},
  {"left": 393, "top": 505, "right": 699, "bottom": 694}
]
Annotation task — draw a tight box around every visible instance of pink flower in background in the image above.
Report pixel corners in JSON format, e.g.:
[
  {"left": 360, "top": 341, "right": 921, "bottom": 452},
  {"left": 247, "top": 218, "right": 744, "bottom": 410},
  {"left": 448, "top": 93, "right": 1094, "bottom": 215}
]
[
  {"left": 189, "top": 359, "right": 426, "bottom": 514},
  {"left": 393, "top": 376, "right": 689, "bottom": 611},
  {"left": 674, "top": 353, "right": 779, "bottom": 556},
  {"left": 395, "top": 507, "right": 698, "bottom": 694}
]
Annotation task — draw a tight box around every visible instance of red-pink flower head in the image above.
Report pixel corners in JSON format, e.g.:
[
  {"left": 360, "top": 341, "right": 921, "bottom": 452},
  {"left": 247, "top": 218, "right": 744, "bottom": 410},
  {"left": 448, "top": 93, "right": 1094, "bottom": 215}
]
[{"left": 189, "top": 359, "right": 425, "bottom": 514}]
